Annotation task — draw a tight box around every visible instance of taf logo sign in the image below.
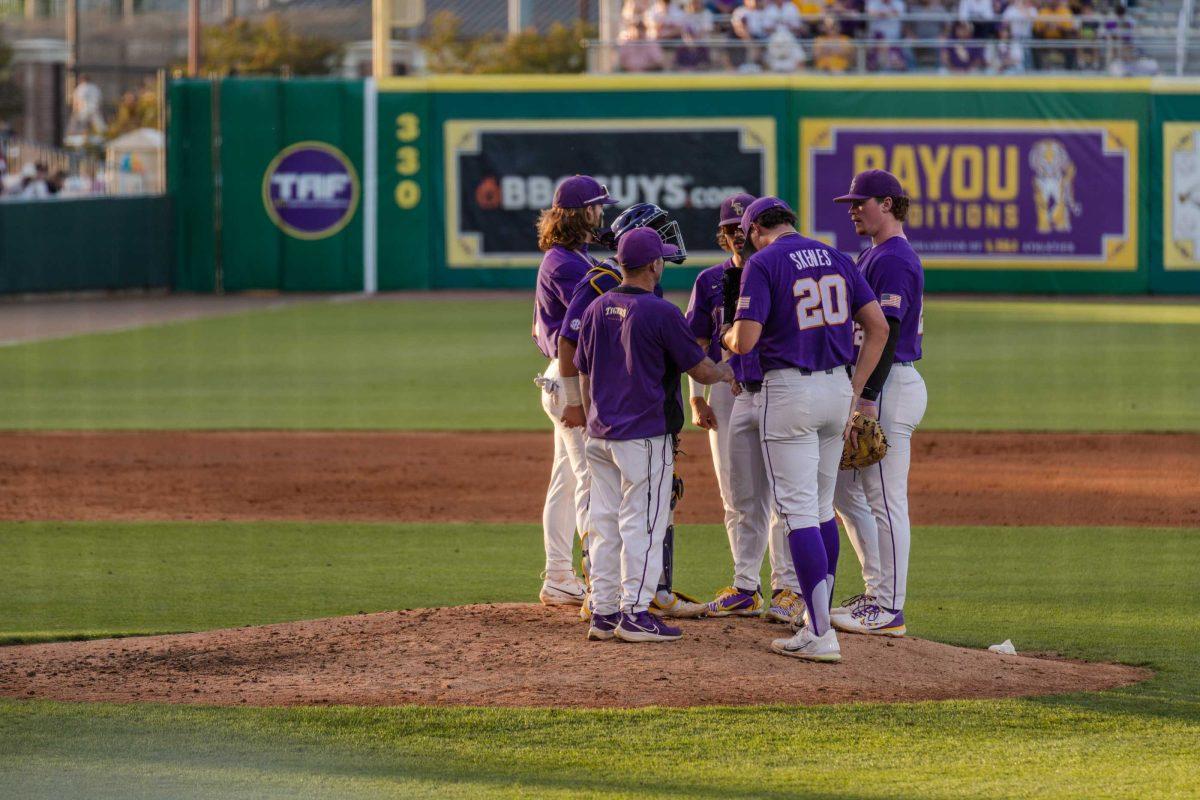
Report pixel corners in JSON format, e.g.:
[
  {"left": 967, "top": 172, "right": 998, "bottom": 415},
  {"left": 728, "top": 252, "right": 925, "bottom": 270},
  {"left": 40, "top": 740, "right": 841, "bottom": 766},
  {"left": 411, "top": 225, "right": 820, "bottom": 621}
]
[{"left": 262, "top": 141, "right": 360, "bottom": 240}]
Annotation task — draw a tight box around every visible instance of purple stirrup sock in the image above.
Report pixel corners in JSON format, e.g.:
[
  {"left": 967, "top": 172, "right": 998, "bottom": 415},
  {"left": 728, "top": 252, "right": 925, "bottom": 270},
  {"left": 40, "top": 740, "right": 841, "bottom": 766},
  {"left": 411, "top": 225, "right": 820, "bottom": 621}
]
[
  {"left": 787, "top": 526, "right": 830, "bottom": 635},
  {"left": 819, "top": 517, "right": 840, "bottom": 609}
]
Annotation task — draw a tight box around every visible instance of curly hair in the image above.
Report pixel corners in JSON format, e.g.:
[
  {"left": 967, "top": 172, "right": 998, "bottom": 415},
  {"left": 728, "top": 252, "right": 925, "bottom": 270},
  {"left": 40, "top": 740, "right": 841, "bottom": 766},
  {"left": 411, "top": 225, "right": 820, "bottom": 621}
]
[{"left": 536, "top": 207, "right": 594, "bottom": 252}]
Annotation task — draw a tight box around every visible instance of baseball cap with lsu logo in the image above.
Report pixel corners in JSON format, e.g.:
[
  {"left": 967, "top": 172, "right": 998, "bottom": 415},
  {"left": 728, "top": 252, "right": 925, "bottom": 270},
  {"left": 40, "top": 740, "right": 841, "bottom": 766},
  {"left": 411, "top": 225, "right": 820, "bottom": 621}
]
[
  {"left": 617, "top": 227, "right": 679, "bottom": 270},
  {"left": 719, "top": 192, "right": 757, "bottom": 227},
  {"left": 834, "top": 169, "right": 906, "bottom": 202},
  {"left": 553, "top": 175, "right": 618, "bottom": 209}
]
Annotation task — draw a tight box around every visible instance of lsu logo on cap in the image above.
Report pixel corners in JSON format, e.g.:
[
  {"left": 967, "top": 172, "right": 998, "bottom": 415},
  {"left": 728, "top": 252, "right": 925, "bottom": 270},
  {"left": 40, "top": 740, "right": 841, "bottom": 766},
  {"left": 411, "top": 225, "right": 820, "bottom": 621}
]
[{"left": 731, "top": 200, "right": 744, "bottom": 216}]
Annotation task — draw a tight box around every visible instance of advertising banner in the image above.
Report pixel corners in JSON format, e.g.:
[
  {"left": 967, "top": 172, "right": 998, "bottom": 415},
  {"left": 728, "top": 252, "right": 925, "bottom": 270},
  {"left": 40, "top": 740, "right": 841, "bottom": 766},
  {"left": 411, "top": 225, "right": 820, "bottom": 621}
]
[
  {"left": 262, "top": 141, "right": 360, "bottom": 241},
  {"left": 1162, "top": 122, "right": 1200, "bottom": 271},
  {"left": 800, "top": 119, "right": 1138, "bottom": 270},
  {"left": 443, "top": 118, "right": 777, "bottom": 267}
]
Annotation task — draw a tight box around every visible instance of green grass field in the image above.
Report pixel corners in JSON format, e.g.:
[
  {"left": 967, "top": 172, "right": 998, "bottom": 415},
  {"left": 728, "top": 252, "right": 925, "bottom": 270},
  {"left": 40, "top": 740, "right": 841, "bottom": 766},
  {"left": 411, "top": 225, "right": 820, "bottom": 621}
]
[
  {"left": 1, "top": 295, "right": 1198, "bottom": 798},
  {"left": 0, "top": 297, "right": 1197, "bottom": 430}
]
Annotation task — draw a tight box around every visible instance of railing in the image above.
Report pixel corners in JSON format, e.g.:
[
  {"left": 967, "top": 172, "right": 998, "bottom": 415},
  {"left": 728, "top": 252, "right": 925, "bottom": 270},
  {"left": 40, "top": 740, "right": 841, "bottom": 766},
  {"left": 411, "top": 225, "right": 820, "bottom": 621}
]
[{"left": 587, "top": 35, "right": 1190, "bottom": 76}]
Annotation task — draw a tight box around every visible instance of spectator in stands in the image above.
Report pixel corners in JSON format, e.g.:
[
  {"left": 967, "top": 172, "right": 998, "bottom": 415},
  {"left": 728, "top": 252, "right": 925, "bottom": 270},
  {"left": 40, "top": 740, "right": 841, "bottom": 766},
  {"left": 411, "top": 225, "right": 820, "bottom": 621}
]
[
  {"left": 943, "top": 20, "right": 987, "bottom": 70},
  {"left": 866, "top": 0, "right": 907, "bottom": 42},
  {"left": 1102, "top": 3, "right": 1134, "bottom": 45},
  {"left": 1108, "top": 44, "right": 1159, "bottom": 76},
  {"left": 623, "top": 0, "right": 653, "bottom": 26},
  {"left": 765, "top": 24, "right": 808, "bottom": 70},
  {"left": 989, "top": 23, "right": 1027, "bottom": 71},
  {"left": 733, "top": 0, "right": 772, "bottom": 41},
  {"left": 763, "top": 0, "right": 804, "bottom": 35},
  {"left": 958, "top": 0, "right": 997, "bottom": 38},
  {"left": 1001, "top": 0, "right": 1038, "bottom": 40},
  {"left": 1074, "top": 0, "right": 1102, "bottom": 70},
  {"left": 676, "top": 0, "right": 717, "bottom": 70},
  {"left": 1033, "top": 0, "right": 1076, "bottom": 69},
  {"left": 646, "top": 0, "right": 687, "bottom": 41},
  {"left": 813, "top": 16, "right": 856, "bottom": 72},
  {"left": 869, "top": 32, "right": 915, "bottom": 70},
  {"left": 795, "top": 0, "right": 828, "bottom": 36},
  {"left": 618, "top": 20, "right": 667, "bottom": 71},
  {"left": 834, "top": 0, "right": 868, "bottom": 38},
  {"left": 20, "top": 163, "right": 51, "bottom": 199}
]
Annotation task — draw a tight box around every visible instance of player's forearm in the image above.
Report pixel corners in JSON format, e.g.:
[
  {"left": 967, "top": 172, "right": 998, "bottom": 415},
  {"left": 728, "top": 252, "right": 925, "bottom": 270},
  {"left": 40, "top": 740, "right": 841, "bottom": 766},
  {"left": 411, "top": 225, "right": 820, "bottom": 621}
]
[
  {"left": 860, "top": 317, "right": 901, "bottom": 402},
  {"left": 687, "top": 358, "right": 732, "bottom": 385},
  {"left": 721, "top": 320, "right": 762, "bottom": 355},
  {"left": 579, "top": 373, "right": 591, "bottom": 417},
  {"left": 557, "top": 338, "right": 579, "bottom": 379},
  {"left": 850, "top": 303, "right": 888, "bottom": 398}
]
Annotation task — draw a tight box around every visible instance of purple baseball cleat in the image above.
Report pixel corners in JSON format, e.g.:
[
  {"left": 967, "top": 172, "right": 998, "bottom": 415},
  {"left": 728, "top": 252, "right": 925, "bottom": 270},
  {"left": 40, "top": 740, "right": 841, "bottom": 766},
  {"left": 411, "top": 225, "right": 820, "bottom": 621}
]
[
  {"left": 704, "top": 586, "right": 764, "bottom": 617},
  {"left": 614, "top": 610, "right": 682, "bottom": 642},
  {"left": 587, "top": 612, "right": 621, "bottom": 641}
]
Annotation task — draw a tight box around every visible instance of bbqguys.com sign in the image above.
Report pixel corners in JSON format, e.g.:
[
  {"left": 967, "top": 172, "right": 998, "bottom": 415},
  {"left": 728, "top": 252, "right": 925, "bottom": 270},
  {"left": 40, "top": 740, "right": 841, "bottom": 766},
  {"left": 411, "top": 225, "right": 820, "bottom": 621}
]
[{"left": 263, "top": 141, "right": 360, "bottom": 240}]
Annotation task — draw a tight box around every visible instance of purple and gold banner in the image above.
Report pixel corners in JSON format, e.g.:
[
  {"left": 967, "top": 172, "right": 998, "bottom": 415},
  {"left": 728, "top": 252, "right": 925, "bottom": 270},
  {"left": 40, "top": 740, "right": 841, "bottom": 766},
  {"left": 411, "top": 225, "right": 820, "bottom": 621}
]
[{"left": 800, "top": 119, "right": 1138, "bottom": 270}]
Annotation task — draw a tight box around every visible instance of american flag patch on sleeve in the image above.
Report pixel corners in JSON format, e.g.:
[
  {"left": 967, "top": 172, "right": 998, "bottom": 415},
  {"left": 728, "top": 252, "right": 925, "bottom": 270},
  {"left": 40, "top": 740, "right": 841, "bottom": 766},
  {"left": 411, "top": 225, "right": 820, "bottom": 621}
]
[
  {"left": 880, "top": 293, "right": 902, "bottom": 309},
  {"left": 736, "top": 297, "right": 751, "bottom": 310}
]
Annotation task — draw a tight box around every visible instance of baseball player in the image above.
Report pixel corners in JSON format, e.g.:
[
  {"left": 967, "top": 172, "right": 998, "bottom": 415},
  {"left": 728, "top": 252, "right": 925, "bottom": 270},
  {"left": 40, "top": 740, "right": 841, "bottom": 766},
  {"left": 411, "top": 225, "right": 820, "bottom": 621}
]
[
  {"left": 686, "top": 193, "right": 804, "bottom": 624},
  {"left": 532, "top": 175, "right": 617, "bottom": 607},
  {"left": 830, "top": 169, "right": 928, "bottom": 638},
  {"left": 575, "top": 227, "right": 735, "bottom": 642},
  {"left": 722, "top": 197, "right": 889, "bottom": 662},
  {"left": 559, "top": 203, "right": 707, "bottom": 620}
]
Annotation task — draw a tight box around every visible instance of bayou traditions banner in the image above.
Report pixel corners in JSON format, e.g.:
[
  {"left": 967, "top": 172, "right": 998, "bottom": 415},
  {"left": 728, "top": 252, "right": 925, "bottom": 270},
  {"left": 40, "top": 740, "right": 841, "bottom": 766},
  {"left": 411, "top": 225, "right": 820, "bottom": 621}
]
[
  {"left": 443, "top": 118, "right": 777, "bottom": 268},
  {"left": 800, "top": 119, "right": 1138, "bottom": 271}
]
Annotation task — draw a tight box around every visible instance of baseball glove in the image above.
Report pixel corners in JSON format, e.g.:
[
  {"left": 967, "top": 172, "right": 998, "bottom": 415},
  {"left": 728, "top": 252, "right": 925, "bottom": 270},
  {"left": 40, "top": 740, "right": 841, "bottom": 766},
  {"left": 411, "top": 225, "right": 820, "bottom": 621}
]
[
  {"left": 721, "top": 266, "right": 743, "bottom": 327},
  {"left": 840, "top": 413, "right": 889, "bottom": 470}
]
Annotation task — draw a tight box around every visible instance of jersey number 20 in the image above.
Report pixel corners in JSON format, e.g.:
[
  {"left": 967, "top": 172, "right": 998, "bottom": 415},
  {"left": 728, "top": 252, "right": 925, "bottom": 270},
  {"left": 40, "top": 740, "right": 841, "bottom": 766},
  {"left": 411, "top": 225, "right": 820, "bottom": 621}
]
[{"left": 793, "top": 275, "right": 849, "bottom": 330}]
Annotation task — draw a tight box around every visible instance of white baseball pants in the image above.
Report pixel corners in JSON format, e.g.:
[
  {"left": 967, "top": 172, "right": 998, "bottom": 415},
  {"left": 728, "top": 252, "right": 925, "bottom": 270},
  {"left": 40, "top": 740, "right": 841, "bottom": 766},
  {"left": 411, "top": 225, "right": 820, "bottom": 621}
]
[
  {"left": 704, "top": 381, "right": 738, "bottom": 565},
  {"left": 759, "top": 369, "right": 853, "bottom": 531},
  {"left": 538, "top": 359, "right": 590, "bottom": 574},
  {"left": 585, "top": 435, "right": 675, "bottom": 615},
  {"left": 834, "top": 365, "right": 927, "bottom": 611},
  {"left": 727, "top": 389, "right": 798, "bottom": 593}
]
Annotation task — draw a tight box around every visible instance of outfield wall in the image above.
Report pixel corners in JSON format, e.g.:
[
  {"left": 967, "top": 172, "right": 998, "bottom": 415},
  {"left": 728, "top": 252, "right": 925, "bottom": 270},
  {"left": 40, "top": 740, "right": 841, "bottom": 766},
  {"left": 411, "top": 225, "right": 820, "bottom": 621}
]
[
  {"left": 0, "top": 196, "right": 173, "bottom": 295},
  {"left": 168, "top": 74, "right": 1200, "bottom": 295}
]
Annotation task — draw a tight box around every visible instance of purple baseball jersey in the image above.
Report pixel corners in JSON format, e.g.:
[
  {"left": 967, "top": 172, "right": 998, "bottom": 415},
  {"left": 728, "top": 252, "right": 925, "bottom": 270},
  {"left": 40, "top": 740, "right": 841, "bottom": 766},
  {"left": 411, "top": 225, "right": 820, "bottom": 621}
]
[
  {"left": 684, "top": 259, "right": 763, "bottom": 384},
  {"left": 734, "top": 232, "right": 876, "bottom": 372},
  {"left": 685, "top": 260, "right": 731, "bottom": 363},
  {"left": 855, "top": 236, "right": 924, "bottom": 363},
  {"left": 574, "top": 287, "right": 707, "bottom": 440},
  {"left": 533, "top": 245, "right": 596, "bottom": 358},
  {"left": 559, "top": 261, "right": 663, "bottom": 345}
]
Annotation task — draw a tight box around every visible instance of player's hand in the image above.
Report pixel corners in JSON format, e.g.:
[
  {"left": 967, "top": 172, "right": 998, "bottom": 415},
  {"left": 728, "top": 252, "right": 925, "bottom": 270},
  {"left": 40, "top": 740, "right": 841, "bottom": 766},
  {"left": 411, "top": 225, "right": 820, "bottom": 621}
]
[
  {"left": 730, "top": 381, "right": 743, "bottom": 397},
  {"left": 561, "top": 404, "right": 586, "bottom": 429},
  {"left": 856, "top": 398, "right": 880, "bottom": 420},
  {"left": 716, "top": 361, "right": 736, "bottom": 386},
  {"left": 691, "top": 397, "right": 717, "bottom": 430}
]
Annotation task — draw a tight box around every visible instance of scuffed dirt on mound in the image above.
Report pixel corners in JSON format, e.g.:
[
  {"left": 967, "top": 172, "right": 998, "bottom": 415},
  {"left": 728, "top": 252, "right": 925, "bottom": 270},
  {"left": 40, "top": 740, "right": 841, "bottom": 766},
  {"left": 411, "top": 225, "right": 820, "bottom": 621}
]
[
  {"left": 0, "top": 431, "right": 1196, "bottom": 527},
  {"left": 0, "top": 604, "right": 1149, "bottom": 708}
]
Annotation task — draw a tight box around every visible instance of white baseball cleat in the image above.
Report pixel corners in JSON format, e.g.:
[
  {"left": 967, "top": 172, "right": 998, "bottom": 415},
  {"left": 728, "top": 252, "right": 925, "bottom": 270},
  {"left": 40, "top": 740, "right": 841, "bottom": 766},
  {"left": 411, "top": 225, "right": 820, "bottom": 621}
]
[
  {"left": 833, "top": 604, "right": 906, "bottom": 637},
  {"left": 539, "top": 571, "right": 587, "bottom": 607},
  {"left": 770, "top": 626, "right": 842, "bottom": 662},
  {"left": 650, "top": 589, "right": 708, "bottom": 619},
  {"left": 831, "top": 593, "right": 874, "bottom": 621}
]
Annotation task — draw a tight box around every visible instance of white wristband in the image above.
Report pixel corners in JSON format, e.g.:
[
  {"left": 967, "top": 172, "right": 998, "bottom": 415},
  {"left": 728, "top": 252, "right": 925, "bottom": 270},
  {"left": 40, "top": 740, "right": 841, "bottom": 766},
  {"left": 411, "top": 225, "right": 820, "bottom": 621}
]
[
  {"left": 688, "top": 376, "right": 705, "bottom": 399},
  {"left": 562, "top": 375, "right": 582, "bottom": 406}
]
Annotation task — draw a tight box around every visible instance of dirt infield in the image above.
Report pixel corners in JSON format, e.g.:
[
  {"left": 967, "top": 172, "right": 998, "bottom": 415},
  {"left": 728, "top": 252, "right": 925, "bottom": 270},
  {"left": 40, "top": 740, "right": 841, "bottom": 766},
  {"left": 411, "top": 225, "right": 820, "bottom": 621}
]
[
  {"left": 1, "top": 430, "right": 1196, "bottom": 526},
  {"left": 0, "top": 604, "right": 1149, "bottom": 708}
]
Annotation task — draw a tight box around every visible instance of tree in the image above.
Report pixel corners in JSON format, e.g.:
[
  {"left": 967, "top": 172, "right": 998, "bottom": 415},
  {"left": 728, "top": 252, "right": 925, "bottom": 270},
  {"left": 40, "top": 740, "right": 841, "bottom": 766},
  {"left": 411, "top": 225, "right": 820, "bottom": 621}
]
[
  {"left": 200, "top": 14, "right": 341, "bottom": 76},
  {"left": 0, "top": 36, "right": 22, "bottom": 125},
  {"left": 422, "top": 11, "right": 589, "bottom": 75}
]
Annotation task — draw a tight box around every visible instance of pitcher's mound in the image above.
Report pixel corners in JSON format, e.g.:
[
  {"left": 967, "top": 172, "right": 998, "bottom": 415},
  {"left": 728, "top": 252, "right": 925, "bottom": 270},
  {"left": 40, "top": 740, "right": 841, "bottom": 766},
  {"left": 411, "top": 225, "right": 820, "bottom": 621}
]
[{"left": 0, "top": 604, "right": 1148, "bottom": 708}]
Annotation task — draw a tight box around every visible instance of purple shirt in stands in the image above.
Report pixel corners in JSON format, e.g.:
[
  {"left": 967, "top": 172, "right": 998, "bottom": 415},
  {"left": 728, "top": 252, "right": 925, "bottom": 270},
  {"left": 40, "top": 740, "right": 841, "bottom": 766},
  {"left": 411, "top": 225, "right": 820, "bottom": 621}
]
[
  {"left": 574, "top": 286, "right": 707, "bottom": 440},
  {"left": 734, "top": 232, "right": 876, "bottom": 372},
  {"left": 533, "top": 244, "right": 595, "bottom": 358},
  {"left": 854, "top": 235, "right": 924, "bottom": 363}
]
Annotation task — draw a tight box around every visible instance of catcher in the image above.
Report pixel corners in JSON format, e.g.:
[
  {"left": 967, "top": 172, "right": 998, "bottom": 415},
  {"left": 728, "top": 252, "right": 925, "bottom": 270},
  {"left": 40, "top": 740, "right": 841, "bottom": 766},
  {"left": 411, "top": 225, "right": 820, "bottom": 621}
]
[{"left": 830, "top": 169, "right": 928, "bottom": 638}]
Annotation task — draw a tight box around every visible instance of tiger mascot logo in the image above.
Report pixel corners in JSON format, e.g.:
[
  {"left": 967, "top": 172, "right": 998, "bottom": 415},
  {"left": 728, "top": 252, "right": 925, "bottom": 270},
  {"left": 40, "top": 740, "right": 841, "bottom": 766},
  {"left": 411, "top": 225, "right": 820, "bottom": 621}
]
[{"left": 1029, "top": 139, "right": 1081, "bottom": 234}]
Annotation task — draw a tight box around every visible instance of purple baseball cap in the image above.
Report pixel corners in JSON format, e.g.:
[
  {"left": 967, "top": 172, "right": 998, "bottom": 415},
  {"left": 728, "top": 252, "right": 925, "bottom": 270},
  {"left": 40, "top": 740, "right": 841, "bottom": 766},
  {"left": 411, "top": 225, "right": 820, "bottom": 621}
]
[
  {"left": 719, "top": 192, "right": 757, "bottom": 227},
  {"left": 834, "top": 169, "right": 906, "bottom": 202},
  {"left": 740, "top": 196, "right": 793, "bottom": 235},
  {"left": 617, "top": 227, "right": 679, "bottom": 270},
  {"left": 553, "top": 175, "right": 618, "bottom": 209}
]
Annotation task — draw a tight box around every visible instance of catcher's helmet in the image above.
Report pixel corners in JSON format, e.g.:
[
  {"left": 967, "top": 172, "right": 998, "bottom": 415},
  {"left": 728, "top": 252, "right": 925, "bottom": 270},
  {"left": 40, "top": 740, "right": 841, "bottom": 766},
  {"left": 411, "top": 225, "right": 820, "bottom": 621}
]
[{"left": 607, "top": 202, "right": 688, "bottom": 264}]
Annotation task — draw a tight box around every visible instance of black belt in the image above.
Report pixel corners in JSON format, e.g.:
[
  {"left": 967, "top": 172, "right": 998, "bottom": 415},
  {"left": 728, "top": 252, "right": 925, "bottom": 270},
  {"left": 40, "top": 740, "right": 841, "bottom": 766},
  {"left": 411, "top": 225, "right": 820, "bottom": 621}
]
[
  {"left": 742, "top": 381, "right": 763, "bottom": 393},
  {"left": 796, "top": 368, "right": 837, "bottom": 376},
  {"left": 895, "top": 360, "right": 914, "bottom": 366}
]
